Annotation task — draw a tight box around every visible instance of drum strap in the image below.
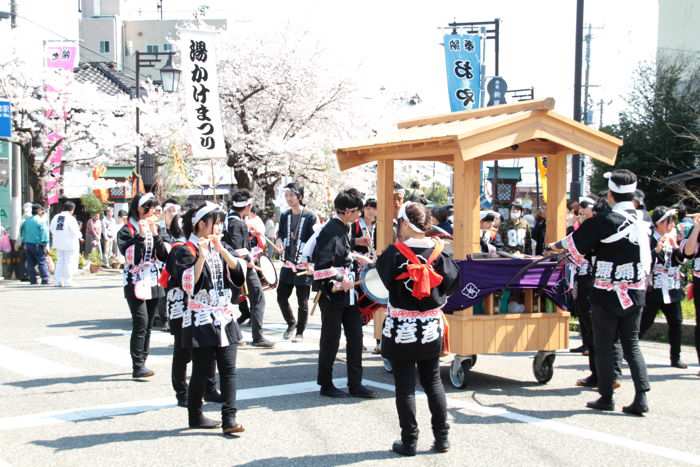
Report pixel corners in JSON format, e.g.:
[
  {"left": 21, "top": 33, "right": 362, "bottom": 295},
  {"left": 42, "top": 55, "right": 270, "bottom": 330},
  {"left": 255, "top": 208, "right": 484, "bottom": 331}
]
[{"left": 393, "top": 239, "right": 444, "bottom": 300}]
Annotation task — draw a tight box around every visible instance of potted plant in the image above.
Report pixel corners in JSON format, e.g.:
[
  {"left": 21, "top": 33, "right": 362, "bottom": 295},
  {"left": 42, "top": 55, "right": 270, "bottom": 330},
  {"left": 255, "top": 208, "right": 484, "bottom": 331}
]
[
  {"left": 88, "top": 249, "right": 102, "bottom": 273},
  {"left": 80, "top": 193, "right": 104, "bottom": 217}
]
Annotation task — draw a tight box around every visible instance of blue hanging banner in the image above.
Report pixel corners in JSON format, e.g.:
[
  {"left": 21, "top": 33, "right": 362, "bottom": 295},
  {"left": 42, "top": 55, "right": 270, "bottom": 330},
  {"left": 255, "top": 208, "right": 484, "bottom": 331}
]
[
  {"left": 443, "top": 34, "right": 482, "bottom": 112},
  {"left": 0, "top": 100, "right": 11, "bottom": 138}
]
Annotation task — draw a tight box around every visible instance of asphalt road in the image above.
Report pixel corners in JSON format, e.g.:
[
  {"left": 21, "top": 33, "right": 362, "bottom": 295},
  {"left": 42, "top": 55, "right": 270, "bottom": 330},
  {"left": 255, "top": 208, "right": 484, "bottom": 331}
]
[{"left": 0, "top": 273, "right": 699, "bottom": 467}]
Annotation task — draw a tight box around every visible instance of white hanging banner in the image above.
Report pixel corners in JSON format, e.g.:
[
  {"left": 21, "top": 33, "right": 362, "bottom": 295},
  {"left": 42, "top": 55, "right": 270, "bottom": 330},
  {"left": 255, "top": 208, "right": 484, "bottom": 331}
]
[{"left": 180, "top": 30, "right": 226, "bottom": 160}]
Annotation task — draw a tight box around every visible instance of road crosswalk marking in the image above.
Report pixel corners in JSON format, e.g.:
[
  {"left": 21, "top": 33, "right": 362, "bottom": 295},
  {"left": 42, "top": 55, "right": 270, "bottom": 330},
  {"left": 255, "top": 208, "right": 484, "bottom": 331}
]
[
  {"left": 38, "top": 336, "right": 169, "bottom": 367},
  {"left": 0, "top": 344, "right": 81, "bottom": 378}
]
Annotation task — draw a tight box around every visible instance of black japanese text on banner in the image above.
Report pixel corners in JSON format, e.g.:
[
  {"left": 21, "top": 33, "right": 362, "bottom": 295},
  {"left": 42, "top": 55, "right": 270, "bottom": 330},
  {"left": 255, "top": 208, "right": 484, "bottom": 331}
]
[{"left": 180, "top": 30, "right": 226, "bottom": 160}]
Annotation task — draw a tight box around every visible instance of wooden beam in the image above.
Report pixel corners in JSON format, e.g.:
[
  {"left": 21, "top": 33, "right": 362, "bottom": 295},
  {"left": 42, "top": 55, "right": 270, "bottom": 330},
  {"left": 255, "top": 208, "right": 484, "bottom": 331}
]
[
  {"left": 336, "top": 140, "right": 459, "bottom": 171},
  {"left": 545, "top": 154, "right": 567, "bottom": 244},
  {"left": 397, "top": 97, "right": 556, "bottom": 129},
  {"left": 376, "top": 160, "right": 395, "bottom": 253},
  {"left": 452, "top": 155, "right": 481, "bottom": 259}
]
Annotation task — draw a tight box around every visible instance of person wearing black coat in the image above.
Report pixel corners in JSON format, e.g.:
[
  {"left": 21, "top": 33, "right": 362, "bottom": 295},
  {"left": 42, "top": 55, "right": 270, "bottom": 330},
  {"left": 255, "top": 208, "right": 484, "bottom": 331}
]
[
  {"left": 224, "top": 190, "right": 274, "bottom": 348},
  {"left": 312, "top": 189, "right": 377, "bottom": 400},
  {"left": 117, "top": 193, "right": 168, "bottom": 379},
  {"left": 377, "top": 202, "right": 459, "bottom": 457},
  {"left": 640, "top": 206, "right": 687, "bottom": 368},
  {"left": 169, "top": 203, "right": 247, "bottom": 436}
]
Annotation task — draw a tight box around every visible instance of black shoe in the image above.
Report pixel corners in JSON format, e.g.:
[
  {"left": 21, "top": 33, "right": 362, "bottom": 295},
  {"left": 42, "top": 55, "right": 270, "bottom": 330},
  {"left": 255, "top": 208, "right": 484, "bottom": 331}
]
[
  {"left": 251, "top": 338, "right": 275, "bottom": 348},
  {"left": 671, "top": 360, "right": 688, "bottom": 369},
  {"left": 586, "top": 397, "right": 614, "bottom": 411},
  {"left": 432, "top": 438, "right": 450, "bottom": 453},
  {"left": 569, "top": 344, "right": 587, "bottom": 353},
  {"left": 204, "top": 390, "right": 225, "bottom": 403},
  {"left": 622, "top": 392, "right": 649, "bottom": 416},
  {"left": 188, "top": 413, "right": 221, "bottom": 429},
  {"left": 320, "top": 385, "right": 348, "bottom": 398},
  {"left": 132, "top": 367, "right": 155, "bottom": 379},
  {"left": 349, "top": 385, "right": 378, "bottom": 399},
  {"left": 283, "top": 324, "right": 296, "bottom": 340},
  {"left": 392, "top": 440, "right": 417, "bottom": 457}
]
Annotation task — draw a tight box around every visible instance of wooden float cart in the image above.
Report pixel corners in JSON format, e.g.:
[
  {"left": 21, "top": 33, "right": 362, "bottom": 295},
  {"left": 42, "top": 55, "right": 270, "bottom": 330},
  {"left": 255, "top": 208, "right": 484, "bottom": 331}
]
[{"left": 335, "top": 98, "right": 622, "bottom": 387}]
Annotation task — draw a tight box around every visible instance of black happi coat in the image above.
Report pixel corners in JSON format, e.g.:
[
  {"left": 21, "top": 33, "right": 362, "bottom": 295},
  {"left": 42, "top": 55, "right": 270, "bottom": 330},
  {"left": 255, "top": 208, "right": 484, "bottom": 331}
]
[
  {"left": 278, "top": 208, "right": 317, "bottom": 286},
  {"left": 168, "top": 239, "right": 245, "bottom": 348},
  {"left": 311, "top": 218, "right": 356, "bottom": 306},
  {"left": 648, "top": 232, "right": 685, "bottom": 304},
  {"left": 163, "top": 236, "right": 189, "bottom": 336},
  {"left": 350, "top": 217, "right": 376, "bottom": 256},
  {"left": 563, "top": 201, "right": 652, "bottom": 314},
  {"left": 376, "top": 238, "right": 460, "bottom": 361},
  {"left": 117, "top": 219, "right": 168, "bottom": 299},
  {"left": 224, "top": 211, "right": 251, "bottom": 258}
]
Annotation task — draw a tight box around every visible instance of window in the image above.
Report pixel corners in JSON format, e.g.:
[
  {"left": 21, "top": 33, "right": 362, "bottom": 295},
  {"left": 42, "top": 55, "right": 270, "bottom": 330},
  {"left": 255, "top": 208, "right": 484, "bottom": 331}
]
[
  {"left": 146, "top": 45, "right": 159, "bottom": 54},
  {"left": 163, "top": 43, "right": 172, "bottom": 52},
  {"left": 99, "top": 41, "right": 110, "bottom": 53}
]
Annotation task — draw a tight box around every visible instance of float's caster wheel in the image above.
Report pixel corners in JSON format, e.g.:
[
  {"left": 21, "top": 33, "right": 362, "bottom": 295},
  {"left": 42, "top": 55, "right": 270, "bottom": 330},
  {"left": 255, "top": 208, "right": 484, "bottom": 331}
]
[
  {"left": 533, "top": 351, "right": 556, "bottom": 384},
  {"left": 383, "top": 358, "right": 393, "bottom": 373},
  {"left": 449, "top": 355, "right": 476, "bottom": 389}
]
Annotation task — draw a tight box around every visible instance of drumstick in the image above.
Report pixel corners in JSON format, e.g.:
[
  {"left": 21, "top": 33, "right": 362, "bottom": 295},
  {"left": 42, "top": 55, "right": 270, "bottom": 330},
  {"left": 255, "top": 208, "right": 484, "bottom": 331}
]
[
  {"left": 296, "top": 270, "right": 312, "bottom": 276},
  {"left": 310, "top": 291, "right": 321, "bottom": 315}
]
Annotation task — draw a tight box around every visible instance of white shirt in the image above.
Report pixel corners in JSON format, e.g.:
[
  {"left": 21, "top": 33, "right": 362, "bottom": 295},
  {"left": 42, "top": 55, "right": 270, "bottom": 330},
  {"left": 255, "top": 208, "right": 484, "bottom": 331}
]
[{"left": 50, "top": 211, "right": 82, "bottom": 251}]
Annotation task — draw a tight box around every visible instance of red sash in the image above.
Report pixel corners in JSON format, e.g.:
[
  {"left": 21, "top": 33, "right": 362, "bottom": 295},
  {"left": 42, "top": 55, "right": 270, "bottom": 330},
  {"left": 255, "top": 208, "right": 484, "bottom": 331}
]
[
  {"left": 393, "top": 239, "right": 444, "bottom": 300},
  {"left": 158, "top": 242, "right": 197, "bottom": 288}
]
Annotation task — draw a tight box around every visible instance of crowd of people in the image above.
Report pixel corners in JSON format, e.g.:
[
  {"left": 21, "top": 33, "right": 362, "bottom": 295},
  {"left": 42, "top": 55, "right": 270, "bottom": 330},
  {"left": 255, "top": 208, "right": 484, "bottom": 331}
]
[{"left": 4, "top": 168, "right": 699, "bottom": 456}]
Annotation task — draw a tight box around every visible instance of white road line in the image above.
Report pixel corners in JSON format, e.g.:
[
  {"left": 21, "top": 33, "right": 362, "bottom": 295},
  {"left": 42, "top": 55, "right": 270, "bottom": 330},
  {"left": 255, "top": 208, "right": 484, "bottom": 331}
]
[
  {"left": 1, "top": 373, "right": 698, "bottom": 465},
  {"left": 363, "top": 379, "right": 700, "bottom": 466},
  {"left": 0, "top": 345, "right": 81, "bottom": 378},
  {"left": 0, "top": 378, "right": 333, "bottom": 431},
  {"left": 38, "top": 336, "right": 168, "bottom": 367}
]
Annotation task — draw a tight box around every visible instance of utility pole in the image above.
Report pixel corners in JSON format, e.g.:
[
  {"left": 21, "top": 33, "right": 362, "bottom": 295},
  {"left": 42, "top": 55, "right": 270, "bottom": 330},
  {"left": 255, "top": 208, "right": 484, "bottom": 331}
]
[
  {"left": 10, "top": 0, "right": 16, "bottom": 28},
  {"left": 571, "top": 0, "right": 584, "bottom": 201},
  {"left": 157, "top": 0, "right": 163, "bottom": 21}
]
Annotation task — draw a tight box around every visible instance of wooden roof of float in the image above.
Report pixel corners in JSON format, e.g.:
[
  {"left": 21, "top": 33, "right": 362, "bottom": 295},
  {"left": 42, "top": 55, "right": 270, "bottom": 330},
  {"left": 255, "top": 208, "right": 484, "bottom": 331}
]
[{"left": 335, "top": 98, "right": 623, "bottom": 170}]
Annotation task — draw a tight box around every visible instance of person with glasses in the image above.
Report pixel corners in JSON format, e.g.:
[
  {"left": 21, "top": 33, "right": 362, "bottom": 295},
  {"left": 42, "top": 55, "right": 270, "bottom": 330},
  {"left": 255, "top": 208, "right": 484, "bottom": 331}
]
[
  {"left": 312, "top": 189, "right": 377, "bottom": 399},
  {"left": 117, "top": 193, "right": 168, "bottom": 379}
]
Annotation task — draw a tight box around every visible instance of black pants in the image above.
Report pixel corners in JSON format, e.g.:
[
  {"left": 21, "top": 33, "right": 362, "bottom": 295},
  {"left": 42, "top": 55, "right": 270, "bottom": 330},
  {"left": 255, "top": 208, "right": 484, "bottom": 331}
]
[
  {"left": 695, "top": 278, "right": 700, "bottom": 364},
  {"left": 577, "top": 281, "right": 622, "bottom": 380},
  {"left": 640, "top": 295, "right": 683, "bottom": 363},
  {"left": 125, "top": 292, "right": 159, "bottom": 370},
  {"left": 391, "top": 356, "right": 448, "bottom": 443},
  {"left": 155, "top": 297, "right": 167, "bottom": 326},
  {"left": 171, "top": 320, "right": 217, "bottom": 399},
  {"left": 189, "top": 344, "right": 238, "bottom": 428},
  {"left": 317, "top": 296, "right": 363, "bottom": 389},
  {"left": 277, "top": 282, "right": 311, "bottom": 335},
  {"left": 592, "top": 304, "right": 650, "bottom": 399},
  {"left": 238, "top": 270, "right": 266, "bottom": 342}
]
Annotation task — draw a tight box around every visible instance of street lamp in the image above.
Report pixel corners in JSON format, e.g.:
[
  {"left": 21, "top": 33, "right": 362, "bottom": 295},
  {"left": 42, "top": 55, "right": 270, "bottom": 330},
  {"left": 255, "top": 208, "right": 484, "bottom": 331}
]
[
  {"left": 133, "top": 50, "right": 180, "bottom": 192},
  {"left": 159, "top": 54, "right": 181, "bottom": 93}
]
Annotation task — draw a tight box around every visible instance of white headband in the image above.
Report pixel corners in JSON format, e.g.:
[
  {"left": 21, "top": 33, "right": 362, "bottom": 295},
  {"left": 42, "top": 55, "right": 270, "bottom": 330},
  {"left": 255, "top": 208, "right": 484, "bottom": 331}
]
[
  {"left": 579, "top": 196, "right": 595, "bottom": 206},
  {"left": 398, "top": 202, "right": 424, "bottom": 233},
  {"left": 655, "top": 208, "right": 677, "bottom": 225},
  {"left": 193, "top": 202, "right": 220, "bottom": 226},
  {"left": 163, "top": 202, "right": 180, "bottom": 212},
  {"left": 604, "top": 172, "right": 637, "bottom": 194},
  {"left": 232, "top": 198, "right": 253, "bottom": 208},
  {"left": 138, "top": 192, "right": 155, "bottom": 207}
]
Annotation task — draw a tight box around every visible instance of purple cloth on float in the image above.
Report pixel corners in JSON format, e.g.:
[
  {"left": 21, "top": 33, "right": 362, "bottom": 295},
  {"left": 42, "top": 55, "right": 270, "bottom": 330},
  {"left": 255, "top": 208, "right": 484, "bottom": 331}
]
[{"left": 444, "top": 257, "right": 566, "bottom": 313}]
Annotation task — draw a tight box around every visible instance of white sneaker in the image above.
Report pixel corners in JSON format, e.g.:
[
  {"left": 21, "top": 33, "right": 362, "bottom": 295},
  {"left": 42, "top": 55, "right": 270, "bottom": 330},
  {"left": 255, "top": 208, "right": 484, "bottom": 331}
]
[{"left": 292, "top": 334, "right": 303, "bottom": 343}]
